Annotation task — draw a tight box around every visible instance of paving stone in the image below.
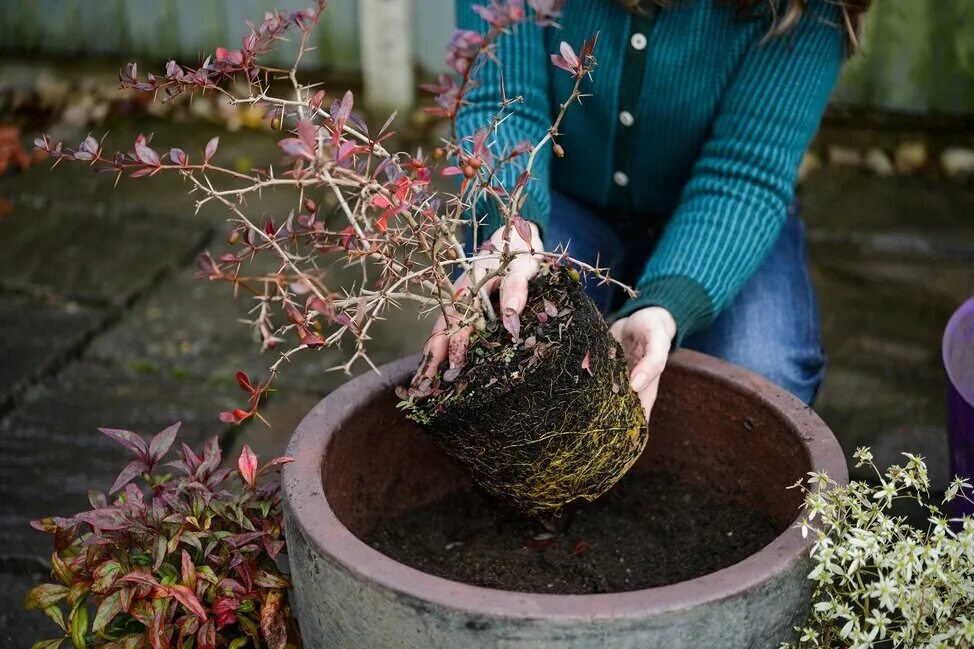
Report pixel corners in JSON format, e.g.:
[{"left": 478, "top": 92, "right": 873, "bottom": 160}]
[
  {"left": 802, "top": 168, "right": 974, "bottom": 235},
  {"left": 0, "top": 565, "right": 53, "bottom": 648},
  {"left": 0, "top": 293, "right": 102, "bottom": 405},
  {"left": 811, "top": 259, "right": 957, "bottom": 490},
  {"left": 0, "top": 202, "right": 208, "bottom": 304},
  {"left": 0, "top": 360, "right": 241, "bottom": 561},
  {"left": 85, "top": 267, "right": 267, "bottom": 382},
  {"left": 227, "top": 390, "right": 326, "bottom": 464}
]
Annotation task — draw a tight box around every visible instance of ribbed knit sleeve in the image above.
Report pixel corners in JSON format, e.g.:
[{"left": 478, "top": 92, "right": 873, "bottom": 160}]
[
  {"left": 615, "top": 3, "right": 843, "bottom": 345},
  {"left": 455, "top": 0, "right": 552, "bottom": 239}
]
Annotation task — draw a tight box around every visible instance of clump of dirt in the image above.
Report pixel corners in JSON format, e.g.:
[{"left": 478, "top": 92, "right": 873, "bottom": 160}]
[
  {"left": 401, "top": 266, "right": 647, "bottom": 517},
  {"left": 365, "top": 468, "right": 781, "bottom": 594}
]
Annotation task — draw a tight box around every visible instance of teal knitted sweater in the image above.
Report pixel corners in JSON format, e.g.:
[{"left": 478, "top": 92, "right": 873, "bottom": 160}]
[{"left": 456, "top": 0, "right": 844, "bottom": 343}]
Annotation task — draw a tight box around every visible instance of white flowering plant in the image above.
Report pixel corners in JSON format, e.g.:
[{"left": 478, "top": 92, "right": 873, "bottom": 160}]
[{"left": 782, "top": 448, "right": 974, "bottom": 649}]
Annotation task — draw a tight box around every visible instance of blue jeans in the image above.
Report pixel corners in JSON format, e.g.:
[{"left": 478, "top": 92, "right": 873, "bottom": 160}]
[{"left": 546, "top": 192, "right": 826, "bottom": 404}]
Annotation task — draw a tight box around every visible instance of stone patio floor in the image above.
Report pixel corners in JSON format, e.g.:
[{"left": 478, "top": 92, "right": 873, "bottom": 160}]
[{"left": 1, "top": 119, "right": 972, "bottom": 645}]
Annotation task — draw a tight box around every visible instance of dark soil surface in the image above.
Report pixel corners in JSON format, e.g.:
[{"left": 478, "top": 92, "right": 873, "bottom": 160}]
[{"left": 364, "top": 468, "right": 781, "bottom": 594}]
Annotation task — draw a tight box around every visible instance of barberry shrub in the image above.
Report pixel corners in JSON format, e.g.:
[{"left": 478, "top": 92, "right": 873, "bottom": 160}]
[
  {"left": 25, "top": 423, "right": 296, "bottom": 649},
  {"left": 782, "top": 449, "right": 974, "bottom": 649},
  {"left": 35, "top": 0, "right": 622, "bottom": 422}
]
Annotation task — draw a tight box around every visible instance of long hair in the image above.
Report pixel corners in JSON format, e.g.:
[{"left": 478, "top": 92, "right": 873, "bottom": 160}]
[{"left": 618, "top": 0, "right": 872, "bottom": 52}]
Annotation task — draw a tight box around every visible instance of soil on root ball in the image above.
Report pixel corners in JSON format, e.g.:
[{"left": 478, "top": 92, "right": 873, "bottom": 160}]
[
  {"left": 364, "top": 468, "right": 781, "bottom": 594},
  {"left": 400, "top": 266, "right": 647, "bottom": 517}
]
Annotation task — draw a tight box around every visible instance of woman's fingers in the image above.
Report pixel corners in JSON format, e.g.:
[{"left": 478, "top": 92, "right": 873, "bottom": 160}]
[
  {"left": 635, "top": 375, "right": 661, "bottom": 421},
  {"left": 448, "top": 324, "right": 473, "bottom": 369},
  {"left": 630, "top": 341, "right": 667, "bottom": 393},
  {"left": 499, "top": 269, "right": 529, "bottom": 315},
  {"left": 609, "top": 313, "right": 671, "bottom": 421},
  {"left": 415, "top": 315, "right": 449, "bottom": 385}
]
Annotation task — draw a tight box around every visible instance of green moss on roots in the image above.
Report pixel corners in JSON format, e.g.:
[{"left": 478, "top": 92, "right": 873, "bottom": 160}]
[{"left": 407, "top": 267, "right": 648, "bottom": 517}]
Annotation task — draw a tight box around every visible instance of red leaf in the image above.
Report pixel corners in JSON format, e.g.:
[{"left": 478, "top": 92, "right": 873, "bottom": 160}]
[
  {"left": 441, "top": 166, "right": 463, "bottom": 177},
  {"left": 581, "top": 351, "right": 592, "bottom": 376},
  {"left": 204, "top": 136, "right": 219, "bottom": 163},
  {"left": 235, "top": 371, "right": 254, "bottom": 393},
  {"left": 238, "top": 445, "right": 258, "bottom": 488},
  {"left": 571, "top": 540, "right": 590, "bottom": 556},
  {"left": 197, "top": 619, "right": 217, "bottom": 649},
  {"left": 120, "top": 570, "right": 159, "bottom": 588},
  {"left": 371, "top": 194, "right": 392, "bottom": 208},
  {"left": 165, "top": 584, "right": 208, "bottom": 621}
]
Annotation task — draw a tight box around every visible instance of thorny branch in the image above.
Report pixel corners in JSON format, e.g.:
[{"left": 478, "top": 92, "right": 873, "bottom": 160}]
[{"left": 37, "top": 0, "right": 634, "bottom": 424}]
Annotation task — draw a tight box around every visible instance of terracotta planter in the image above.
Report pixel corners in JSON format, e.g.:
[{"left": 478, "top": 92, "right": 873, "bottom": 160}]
[{"left": 283, "top": 350, "right": 847, "bottom": 649}]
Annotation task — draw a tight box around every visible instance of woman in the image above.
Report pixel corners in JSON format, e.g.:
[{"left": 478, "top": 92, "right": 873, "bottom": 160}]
[{"left": 418, "top": 0, "right": 870, "bottom": 420}]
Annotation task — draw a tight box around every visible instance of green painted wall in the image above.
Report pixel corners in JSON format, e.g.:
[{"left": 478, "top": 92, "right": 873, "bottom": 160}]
[{"left": 1, "top": 0, "right": 971, "bottom": 114}]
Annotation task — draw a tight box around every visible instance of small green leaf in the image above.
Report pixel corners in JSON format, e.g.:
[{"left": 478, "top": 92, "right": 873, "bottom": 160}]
[
  {"left": 228, "top": 637, "right": 249, "bottom": 649},
  {"left": 30, "top": 640, "right": 65, "bottom": 649},
  {"left": 44, "top": 605, "right": 67, "bottom": 632},
  {"left": 70, "top": 601, "right": 88, "bottom": 649},
  {"left": 25, "top": 583, "right": 70, "bottom": 610}
]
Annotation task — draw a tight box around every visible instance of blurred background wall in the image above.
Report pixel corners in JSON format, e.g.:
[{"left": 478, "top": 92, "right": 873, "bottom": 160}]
[{"left": 1, "top": 0, "right": 973, "bottom": 115}]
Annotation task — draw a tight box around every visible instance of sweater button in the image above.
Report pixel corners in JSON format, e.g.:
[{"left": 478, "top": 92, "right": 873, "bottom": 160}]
[
  {"left": 613, "top": 171, "right": 629, "bottom": 187},
  {"left": 619, "top": 110, "right": 634, "bottom": 127},
  {"left": 630, "top": 33, "right": 647, "bottom": 50}
]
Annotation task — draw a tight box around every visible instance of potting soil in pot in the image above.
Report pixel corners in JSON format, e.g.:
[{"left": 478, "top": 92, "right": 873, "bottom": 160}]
[{"left": 364, "top": 468, "right": 781, "bottom": 594}]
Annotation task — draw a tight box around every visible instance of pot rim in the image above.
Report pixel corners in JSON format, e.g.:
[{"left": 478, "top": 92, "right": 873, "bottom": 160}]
[
  {"left": 283, "top": 349, "right": 848, "bottom": 620},
  {"left": 943, "top": 296, "right": 974, "bottom": 409}
]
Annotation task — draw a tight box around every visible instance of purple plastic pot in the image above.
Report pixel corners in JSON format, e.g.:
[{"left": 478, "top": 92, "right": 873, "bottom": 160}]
[{"left": 944, "top": 297, "right": 974, "bottom": 518}]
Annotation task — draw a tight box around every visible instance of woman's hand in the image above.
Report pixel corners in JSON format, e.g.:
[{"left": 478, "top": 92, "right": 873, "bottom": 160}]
[
  {"left": 413, "top": 222, "right": 544, "bottom": 385},
  {"left": 610, "top": 306, "right": 677, "bottom": 421}
]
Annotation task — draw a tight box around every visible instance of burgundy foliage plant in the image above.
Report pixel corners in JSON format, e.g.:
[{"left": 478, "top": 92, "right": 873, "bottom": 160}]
[{"left": 25, "top": 424, "right": 296, "bottom": 649}]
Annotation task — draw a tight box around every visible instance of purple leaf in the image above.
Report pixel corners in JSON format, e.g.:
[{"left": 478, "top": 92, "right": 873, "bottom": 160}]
[
  {"left": 81, "top": 136, "right": 99, "bottom": 155},
  {"left": 512, "top": 215, "right": 534, "bottom": 246},
  {"left": 109, "top": 460, "right": 147, "bottom": 495},
  {"left": 76, "top": 507, "right": 131, "bottom": 531},
  {"left": 134, "top": 142, "right": 161, "bottom": 166},
  {"left": 277, "top": 137, "right": 313, "bottom": 161},
  {"left": 99, "top": 428, "right": 149, "bottom": 459},
  {"left": 559, "top": 41, "right": 579, "bottom": 69},
  {"left": 334, "top": 90, "right": 353, "bottom": 125},
  {"left": 169, "top": 148, "right": 187, "bottom": 165},
  {"left": 204, "top": 136, "right": 220, "bottom": 162},
  {"left": 149, "top": 422, "right": 180, "bottom": 463},
  {"left": 297, "top": 119, "right": 317, "bottom": 153}
]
